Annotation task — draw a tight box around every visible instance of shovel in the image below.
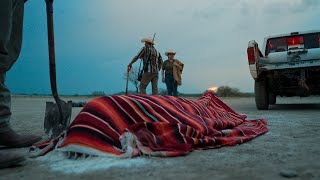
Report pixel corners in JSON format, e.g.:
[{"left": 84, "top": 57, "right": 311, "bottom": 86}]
[
  {"left": 44, "top": 0, "right": 72, "bottom": 138},
  {"left": 125, "top": 69, "right": 130, "bottom": 95}
]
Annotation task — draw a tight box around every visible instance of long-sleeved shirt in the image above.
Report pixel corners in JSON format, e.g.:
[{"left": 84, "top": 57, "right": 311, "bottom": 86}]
[{"left": 136, "top": 46, "right": 163, "bottom": 73}]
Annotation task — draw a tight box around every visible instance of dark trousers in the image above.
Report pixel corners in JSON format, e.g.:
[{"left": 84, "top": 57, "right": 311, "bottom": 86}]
[
  {"left": 165, "top": 74, "right": 177, "bottom": 97},
  {"left": 0, "top": 0, "right": 24, "bottom": 132}
]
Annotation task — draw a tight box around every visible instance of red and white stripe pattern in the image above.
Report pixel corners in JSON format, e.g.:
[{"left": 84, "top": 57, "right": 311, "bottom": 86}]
[{"left": 30, "top": 92, "right": 268, "bottom": 158}]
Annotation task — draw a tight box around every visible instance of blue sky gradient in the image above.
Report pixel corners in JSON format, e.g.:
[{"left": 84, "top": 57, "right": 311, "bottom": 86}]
[{"left": 6, "top": 0, "right": 320, "bottom": 95}]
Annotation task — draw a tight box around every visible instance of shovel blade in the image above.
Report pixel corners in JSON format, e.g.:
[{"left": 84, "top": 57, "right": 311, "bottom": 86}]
[{"left": 44, "top": 100, "right": 72, "bottom": 138}]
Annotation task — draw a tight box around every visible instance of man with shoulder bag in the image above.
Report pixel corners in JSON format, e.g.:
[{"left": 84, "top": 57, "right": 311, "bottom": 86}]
[{"left": 128, "top": 36, "right": 163, "bottom": 95}]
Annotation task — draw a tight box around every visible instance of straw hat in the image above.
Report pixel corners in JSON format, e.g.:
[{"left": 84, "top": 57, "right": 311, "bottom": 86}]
[
  {"left": 165, "top": 50, "right": 176, "bottom": 56},
  {"left": 141, "top": 37, "right": 156, "bottom": 45}
]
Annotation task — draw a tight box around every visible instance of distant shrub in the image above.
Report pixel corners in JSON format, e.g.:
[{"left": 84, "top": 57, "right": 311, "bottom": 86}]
[
  {"left": 215, "top": 86, "right": 254, "bottom": 97},
  {"left": 91, "top": 91, "right": 105, "bottom": 96},
  {"left": 215, "top": 86, "right": 240, "bottom": 97}
]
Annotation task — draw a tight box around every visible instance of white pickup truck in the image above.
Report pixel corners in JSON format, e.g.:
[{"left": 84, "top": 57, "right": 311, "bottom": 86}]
[{"left": 247, "top": 30, "right": 320, "bottom": 110}]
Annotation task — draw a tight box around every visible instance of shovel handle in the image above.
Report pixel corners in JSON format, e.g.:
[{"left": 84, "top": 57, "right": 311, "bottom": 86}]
[
  {"left": 45, "top": 0, "right": 54, "bottom": 12},
  {"left": 45, "top": 0, "right": 64, "bottom": 122},
  {"left": 125, "top": 69, "right": 130, "bottom": 95},
  {"left": 45, "top": 0, "right": 58, "bottom": 100}
]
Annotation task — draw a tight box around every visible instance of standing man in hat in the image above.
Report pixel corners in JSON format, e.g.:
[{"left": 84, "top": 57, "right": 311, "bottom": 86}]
[
  {"left": 128, "top": 37, "right": 163, "bottom": 95},
  {"left": 0, "top": 0, "right": 41, "bottom": 168},
  {"left": 162, "top": 50, "right": 184, "bottom": 97}
]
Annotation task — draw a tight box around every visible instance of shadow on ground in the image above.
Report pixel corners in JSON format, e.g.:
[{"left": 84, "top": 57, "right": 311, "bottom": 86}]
[{"left": 269, "top": 103, "right": 320, "bottom": 110}]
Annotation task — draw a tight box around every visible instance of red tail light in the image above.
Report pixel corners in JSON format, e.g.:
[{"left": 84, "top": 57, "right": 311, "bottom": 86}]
[
  {"left": 247, "top": 47, "right": 255, "bottom": 65},
  {"left": 288, "top": 36, "right": 304, "bottom": 46},
  {"left": 268, "top": 41, "right": 273, "bottom": 49}
]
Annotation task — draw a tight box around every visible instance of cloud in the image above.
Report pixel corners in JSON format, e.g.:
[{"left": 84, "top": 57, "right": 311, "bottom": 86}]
[{"left": 9, "top": 0, "right": 320, "bottom": 94}]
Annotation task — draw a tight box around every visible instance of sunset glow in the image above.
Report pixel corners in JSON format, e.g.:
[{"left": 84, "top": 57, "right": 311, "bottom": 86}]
[{"left": 207, "top": 86, "right": 219, "bottom": 92}]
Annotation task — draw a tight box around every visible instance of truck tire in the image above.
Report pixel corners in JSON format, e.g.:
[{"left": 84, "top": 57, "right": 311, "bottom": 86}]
[
  {"left": 255, "top": 79, "right": 269, "bottom": 110},
  {"left": 269, "top": 92, "right": 276, "bottom": 105}
]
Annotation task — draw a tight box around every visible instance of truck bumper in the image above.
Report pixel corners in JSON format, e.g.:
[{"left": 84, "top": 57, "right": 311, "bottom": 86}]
[{"left": 259, "top": 59, "right": 320, "bottom": 71}]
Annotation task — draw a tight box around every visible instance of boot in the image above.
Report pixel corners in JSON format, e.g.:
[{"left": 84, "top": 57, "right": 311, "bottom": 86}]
[
  {"left": 0, "top": 151, "right": 25, "bottom": 169},
  {"left": 0, "top": 127, "right": 41, "bottom": 148}
]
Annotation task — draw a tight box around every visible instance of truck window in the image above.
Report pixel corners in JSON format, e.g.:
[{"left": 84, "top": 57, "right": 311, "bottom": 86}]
[
  {"left": 266, "top": 37, "right": 287, "bottom": 55},
  {"left": 304, "top": 33, "right": 320, "bottom": 49},
  {"left": 266, "top": 33, "right": 320, "bottom": 55}
]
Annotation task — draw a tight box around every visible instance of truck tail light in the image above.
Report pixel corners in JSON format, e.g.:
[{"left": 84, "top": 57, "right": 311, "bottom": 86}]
[
  {"left": 247, "top": 47, "right": 255, "bottom": 65},
  {"left": 288, "top": 36, "right": 304, "bottom": 49},
  {"left": 288, "top": 36, "right": 303, "bottom": 46}
]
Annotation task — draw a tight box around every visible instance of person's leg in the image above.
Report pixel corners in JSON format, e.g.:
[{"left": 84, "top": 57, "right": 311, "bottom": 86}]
[
  {"left": 0, "top": 0, "right": 24, "bottom": 131},
  {"left": 7, "top": 0, "right": 24, "bottom": 70},
  {"left": 0, "top": 73, "right": 11, "bottom": 131},
  {"left": 139, "top": 72, "right": 152, "bottom": 94},
  {"left": 165, "top": 74, "right": 173, "bottom": 96},
  {"left": 0, "top": 0, "right": 23, "bottom": 73},
  {"left": 0, "top": 0, "right": 14, "bottom": 132},
  {"left": 172, "top": 81, "right": 178, "bottom": 97},
  {"left": 0, "top": 0, "right": 26, "bottom": 169},
  {"left": 151, "top": 73, "right": 158, "bottom": 95},
  {"left": 0, "top": 0, "right": 41, "bottom": 148},
  {"left": 0, "top": 0, "right": 24, "bottom": 128}
]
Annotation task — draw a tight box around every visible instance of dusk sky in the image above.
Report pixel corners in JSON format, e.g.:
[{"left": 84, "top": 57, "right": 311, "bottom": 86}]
[{"left": 7, "top": 0, "right": 320, "bottom": 95}]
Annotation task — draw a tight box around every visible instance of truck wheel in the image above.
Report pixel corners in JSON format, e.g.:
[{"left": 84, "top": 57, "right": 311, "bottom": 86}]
[
  {"left": 255, "top": 79, "right": 269, "bottom": 110},
  {"left": 269, "top": 92, "right": 276, "bottom": 105}
]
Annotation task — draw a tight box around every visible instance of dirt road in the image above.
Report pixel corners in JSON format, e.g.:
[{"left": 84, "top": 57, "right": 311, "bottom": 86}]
[{"left": 0, "top": 96, "right": 319, "bottom": 180}]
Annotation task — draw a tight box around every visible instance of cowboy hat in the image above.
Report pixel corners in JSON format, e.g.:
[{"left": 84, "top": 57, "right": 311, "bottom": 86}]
[
  {"left": 141, "top": 37, "right": 156, "bottom": 45},
  {"left": 165, "top": 50, "right": 176, "bottom": 56}
]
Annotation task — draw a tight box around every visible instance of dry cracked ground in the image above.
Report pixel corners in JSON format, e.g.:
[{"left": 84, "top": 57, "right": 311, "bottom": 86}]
[{"left": 0, "top": 95, "right": 319, "bottom": 180}]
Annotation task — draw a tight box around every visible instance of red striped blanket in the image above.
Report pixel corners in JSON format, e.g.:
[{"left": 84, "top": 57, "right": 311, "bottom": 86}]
[{"left": 30, "top": 92, "right": 268, "bottom": 157}]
